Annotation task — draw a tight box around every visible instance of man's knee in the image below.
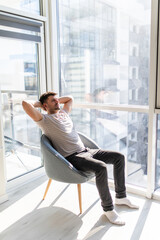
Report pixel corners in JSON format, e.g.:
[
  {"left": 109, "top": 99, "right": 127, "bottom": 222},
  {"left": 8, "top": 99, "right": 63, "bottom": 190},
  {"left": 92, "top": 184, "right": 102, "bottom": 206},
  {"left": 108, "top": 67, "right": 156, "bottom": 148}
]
[
  {"left": 112, "top": 152, "right": 125, "bottom": 166},
  {"left": 118, "top": 153, "right": 125, "bottom": 166}
]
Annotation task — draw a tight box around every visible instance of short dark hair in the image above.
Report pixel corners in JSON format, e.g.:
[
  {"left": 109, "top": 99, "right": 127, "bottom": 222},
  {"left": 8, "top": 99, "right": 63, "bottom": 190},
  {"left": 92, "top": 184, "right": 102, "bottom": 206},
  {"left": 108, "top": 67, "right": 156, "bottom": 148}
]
[{"left": 39, "top": 92, "right": 57, "bottom": 105}]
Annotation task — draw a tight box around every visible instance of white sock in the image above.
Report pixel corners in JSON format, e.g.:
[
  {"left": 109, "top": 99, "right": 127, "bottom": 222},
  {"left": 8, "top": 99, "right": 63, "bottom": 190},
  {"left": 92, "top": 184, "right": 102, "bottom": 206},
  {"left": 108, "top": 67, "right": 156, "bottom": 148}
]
[
  {"left": 115, "top": 197, "right": 139, "bottom": 209},
  {"left": 103, "top": 209, "right": 125, "bottom": 225}
]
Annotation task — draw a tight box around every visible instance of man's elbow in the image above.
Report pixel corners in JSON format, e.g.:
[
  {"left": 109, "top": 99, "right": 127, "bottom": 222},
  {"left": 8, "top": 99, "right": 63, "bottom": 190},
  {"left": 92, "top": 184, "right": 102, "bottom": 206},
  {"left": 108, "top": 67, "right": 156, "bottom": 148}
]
[
  {"left": 22, "top": 100, "right": 27, "bottom": 109},
  {"left": 22, "top": 100, "right": 30, "bottom": 112},
  {"left": 22, "top": 100, "right": 26, "bottom": 107},
  {"left": 68, "top": 95, "right": 74, "bottom": 102}
]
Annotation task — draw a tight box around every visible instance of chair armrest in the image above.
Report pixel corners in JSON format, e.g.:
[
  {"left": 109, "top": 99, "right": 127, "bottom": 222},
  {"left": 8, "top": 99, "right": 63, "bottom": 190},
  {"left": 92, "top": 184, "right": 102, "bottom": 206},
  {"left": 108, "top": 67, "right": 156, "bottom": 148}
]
[{"left": 78, "top": 132, "right": 99, "bottom": 149}]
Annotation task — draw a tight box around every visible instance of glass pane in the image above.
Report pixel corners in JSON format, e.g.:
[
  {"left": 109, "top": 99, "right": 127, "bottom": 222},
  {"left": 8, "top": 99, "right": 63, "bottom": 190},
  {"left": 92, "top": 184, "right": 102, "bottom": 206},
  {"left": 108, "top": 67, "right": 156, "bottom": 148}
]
[
  {"left": 2, "top": 92, "right": 41, "bottom": 180},
  {"left": 58, "top": 0, "right": 151, "bottom": 105},
  {"left": 0, "top": 37, "right": 42, "bottom": 180},
  {"left": 0, "top": 38, "right": 39, "bottom": 91},
  {"left": 71, "top": 109, "right": 148, "bottom": 188},
  {"left": 0, "top": 0, "right": 40, "bottom": 15}
]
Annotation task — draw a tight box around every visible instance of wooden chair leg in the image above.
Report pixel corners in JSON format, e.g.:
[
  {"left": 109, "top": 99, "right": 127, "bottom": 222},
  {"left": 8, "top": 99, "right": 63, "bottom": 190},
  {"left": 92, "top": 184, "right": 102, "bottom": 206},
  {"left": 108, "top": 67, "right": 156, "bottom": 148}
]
[
  {"left": 43, "top": 179, "right": 52, "bottom": 200},
  {"left": 77, "top": 184, "right": 82, "bottom": 214}
]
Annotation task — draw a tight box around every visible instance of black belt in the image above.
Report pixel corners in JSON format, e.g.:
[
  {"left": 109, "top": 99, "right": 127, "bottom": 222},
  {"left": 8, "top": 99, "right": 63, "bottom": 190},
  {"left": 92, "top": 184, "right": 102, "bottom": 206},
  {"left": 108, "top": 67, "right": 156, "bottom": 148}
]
[{"left": 66, "top": 148, "right": 88, "bottom": 159}]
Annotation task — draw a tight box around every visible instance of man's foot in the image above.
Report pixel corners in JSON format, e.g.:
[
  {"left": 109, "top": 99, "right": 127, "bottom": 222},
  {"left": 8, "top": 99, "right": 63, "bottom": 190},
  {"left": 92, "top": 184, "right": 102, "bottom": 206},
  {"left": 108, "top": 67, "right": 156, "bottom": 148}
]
[
  {"left": 115, "top": 197, "right": 139, "bottom": 209},
  {"left": 103, "top": 209, "right": 125, "bottom": 225}
]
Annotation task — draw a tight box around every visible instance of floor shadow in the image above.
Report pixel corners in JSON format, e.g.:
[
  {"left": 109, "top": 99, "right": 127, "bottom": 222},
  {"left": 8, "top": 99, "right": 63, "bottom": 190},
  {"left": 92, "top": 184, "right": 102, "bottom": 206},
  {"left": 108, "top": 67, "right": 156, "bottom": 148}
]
[
  {"left": 50, "top": 184, "right": 70, "bottom": 206},
  {"left": 79, "top": 198, "right": 100, "bottom": 218},
  {"left": 82, "top": 214, "right": 114, "bottom": 240},
  {"left": 1, "top": 206, "right": 82, "bottom": 240},
  {"left": 33, "top": 199, "right": 44, "bottom": 210},
  {"left": 130, "top": 199, "right": 152, "bottom": 240}
]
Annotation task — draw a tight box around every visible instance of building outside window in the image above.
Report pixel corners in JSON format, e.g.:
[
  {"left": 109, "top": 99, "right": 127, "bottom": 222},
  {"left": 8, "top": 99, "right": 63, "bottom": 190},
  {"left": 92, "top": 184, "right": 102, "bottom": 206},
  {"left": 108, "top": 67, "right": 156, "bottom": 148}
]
[
  {"left": 57, "top": 0, "right": 151, "bottom": 189},
  {"left": 0, "top": 0, "right": 40, "bottom": 15}
]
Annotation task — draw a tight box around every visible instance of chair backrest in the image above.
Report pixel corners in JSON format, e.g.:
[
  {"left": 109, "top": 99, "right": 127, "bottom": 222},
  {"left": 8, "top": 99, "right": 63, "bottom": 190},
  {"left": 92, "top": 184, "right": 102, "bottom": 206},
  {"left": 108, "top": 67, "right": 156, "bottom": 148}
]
[{"left": 41, "top": 134, "right": 96, "bottom": 184}]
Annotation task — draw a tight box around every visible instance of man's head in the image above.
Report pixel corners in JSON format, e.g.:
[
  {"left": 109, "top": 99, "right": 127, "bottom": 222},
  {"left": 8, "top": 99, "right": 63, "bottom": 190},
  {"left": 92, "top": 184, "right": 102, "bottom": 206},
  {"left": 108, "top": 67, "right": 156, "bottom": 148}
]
[{"left": 39, "top": 92, "right": 60, "bottom": 114}]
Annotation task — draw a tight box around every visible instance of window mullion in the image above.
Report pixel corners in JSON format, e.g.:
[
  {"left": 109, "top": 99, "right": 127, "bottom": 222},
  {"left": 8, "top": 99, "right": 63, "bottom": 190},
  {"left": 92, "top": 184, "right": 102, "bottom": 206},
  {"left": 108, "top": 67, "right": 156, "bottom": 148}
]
[
  {"left": 146, "top": 0, "right": 159, "bottom": 198},
  {"left": 0, "top": 90, "right": 8, "bottom": 203}
]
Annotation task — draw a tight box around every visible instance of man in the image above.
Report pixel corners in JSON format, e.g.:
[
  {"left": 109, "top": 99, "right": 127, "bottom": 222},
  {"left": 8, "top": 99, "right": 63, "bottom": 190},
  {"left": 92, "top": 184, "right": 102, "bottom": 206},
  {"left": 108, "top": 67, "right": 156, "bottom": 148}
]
[{"left": 22, "top": 92, "right": 139, "bottom": 225}]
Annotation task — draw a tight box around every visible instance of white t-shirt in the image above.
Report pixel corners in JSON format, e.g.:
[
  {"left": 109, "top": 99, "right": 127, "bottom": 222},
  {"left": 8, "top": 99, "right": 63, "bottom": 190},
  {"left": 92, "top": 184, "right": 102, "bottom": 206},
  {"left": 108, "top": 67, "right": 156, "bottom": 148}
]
[{"left": 36, "top": 109, "right": 85, "bottom": 157}]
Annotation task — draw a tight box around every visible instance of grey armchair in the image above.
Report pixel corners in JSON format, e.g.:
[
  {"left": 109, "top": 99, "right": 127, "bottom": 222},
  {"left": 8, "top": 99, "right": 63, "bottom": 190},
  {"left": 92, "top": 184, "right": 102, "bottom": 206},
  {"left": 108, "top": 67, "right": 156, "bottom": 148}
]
[{"left": 41, "top": 132, "right": 99, "bottom": 213}]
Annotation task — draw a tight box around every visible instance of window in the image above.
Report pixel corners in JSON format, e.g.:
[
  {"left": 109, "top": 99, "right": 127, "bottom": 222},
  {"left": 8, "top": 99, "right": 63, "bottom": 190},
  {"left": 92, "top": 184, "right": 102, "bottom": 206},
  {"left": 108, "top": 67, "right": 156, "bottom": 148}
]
[
  {"left": 129, "top": 132, "right": 137, "bottom": 141},
  {"left": 0, "top": 13, "right": 43, "bottom": 180},
  {"left": 132, "top": 68, "right": 137, "bottom": 79},
  {"left": 24, "top": 62, "right": 37, "bottom": 90},
  {"left": 133, "top": 25, "right": 137, "bottom": 33},
  {"left": 132, "top": 46, "right": 138, "bottom": 56},
  {"left": 57, "top": 0, "right": 151, "bottom": 190}
]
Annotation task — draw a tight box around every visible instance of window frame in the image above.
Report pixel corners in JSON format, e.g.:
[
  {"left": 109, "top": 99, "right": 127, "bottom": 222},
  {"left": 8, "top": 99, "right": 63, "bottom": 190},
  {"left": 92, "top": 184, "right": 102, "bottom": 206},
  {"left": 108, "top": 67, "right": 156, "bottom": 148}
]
[
  {"left": 156, "top": 0, "right": 160, "bottom": 109},
  {"left": 0, "top": 2, "right": 49, "bottom": 202}
]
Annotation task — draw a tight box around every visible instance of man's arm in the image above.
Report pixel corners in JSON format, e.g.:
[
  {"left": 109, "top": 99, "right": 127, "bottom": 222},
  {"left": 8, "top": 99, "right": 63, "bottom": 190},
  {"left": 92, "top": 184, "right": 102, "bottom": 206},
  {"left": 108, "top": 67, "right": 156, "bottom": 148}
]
[
  {"left": 58, "top": 96, "right": 73, "bottom": 113},
  {"left": 22, "top": 100, "right": 43, "bottom": 122}
]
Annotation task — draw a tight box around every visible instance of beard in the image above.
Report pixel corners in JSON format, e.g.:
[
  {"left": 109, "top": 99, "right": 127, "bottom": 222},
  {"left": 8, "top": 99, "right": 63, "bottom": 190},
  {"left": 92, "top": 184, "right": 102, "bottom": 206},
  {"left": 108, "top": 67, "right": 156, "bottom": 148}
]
[
  {"left": 55, "top": 106, "right": 60, "bottom": 110},
  {"left": 54, "top": 103, "right": 60, "bottom": 110},
  {"left": 54, "top": 104, "right": 60, "bottom": 110}
]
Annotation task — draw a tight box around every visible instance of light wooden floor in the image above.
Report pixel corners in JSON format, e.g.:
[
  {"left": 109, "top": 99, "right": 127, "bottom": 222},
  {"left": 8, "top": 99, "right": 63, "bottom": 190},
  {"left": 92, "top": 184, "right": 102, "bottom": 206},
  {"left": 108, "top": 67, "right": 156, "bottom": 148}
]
[{"left": 0, "top": 175, "right": 160, "bottom": 240}]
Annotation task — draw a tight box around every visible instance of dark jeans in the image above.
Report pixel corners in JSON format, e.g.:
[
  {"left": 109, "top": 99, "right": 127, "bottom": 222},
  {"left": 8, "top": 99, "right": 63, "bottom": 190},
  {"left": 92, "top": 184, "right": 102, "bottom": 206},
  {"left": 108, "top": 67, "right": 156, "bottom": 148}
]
[{"left": 66, "top": 148, "right": 126, "bottom": 211}]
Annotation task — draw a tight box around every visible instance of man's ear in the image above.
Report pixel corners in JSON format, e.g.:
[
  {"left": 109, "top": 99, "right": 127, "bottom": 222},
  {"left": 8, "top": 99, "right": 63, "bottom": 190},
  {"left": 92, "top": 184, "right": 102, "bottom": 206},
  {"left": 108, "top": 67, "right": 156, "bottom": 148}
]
[{"left": 43, "top": 103, "right": 47, "bottom": 111}]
